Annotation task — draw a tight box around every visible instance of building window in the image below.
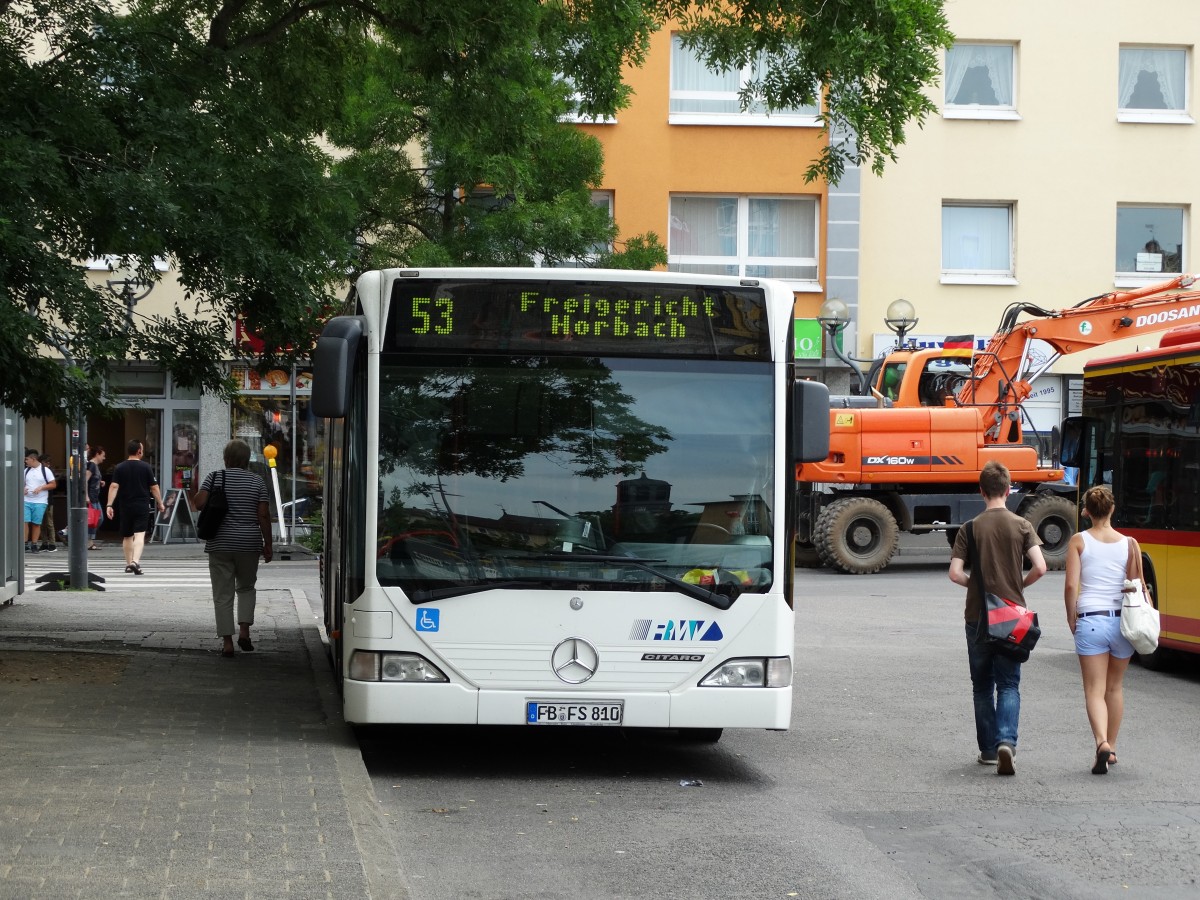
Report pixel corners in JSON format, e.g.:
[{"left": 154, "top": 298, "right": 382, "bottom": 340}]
[
  {"left": 941, "top": 203, "right": 1015, "bottom": 283},
  {"left": 545, "top": 192, "right": 614, "bottom": 267},
  {"left": 1115, "top": 205, "right": 1185, "bottom": 283},
  {"left": 944, "top": 43, "right": 1017, "bottom": 119},
  {"left": 669, "top": 35, "right": 819, "bottom": 126},
  {"left": 1118, "top": 46, "right": 1191, "bottom": 123},
  {"left": 668, "top": 195, "right": 818, "bottom": 281}
]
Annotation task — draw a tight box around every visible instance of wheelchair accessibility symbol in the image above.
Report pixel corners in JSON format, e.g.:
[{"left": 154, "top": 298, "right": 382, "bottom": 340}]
[{"left": 416, "top": 608, "right": 440, "bottom": 632}]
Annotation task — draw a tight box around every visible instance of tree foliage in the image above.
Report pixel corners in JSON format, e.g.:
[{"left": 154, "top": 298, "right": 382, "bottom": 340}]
[{"left": 1, "top": 0, "right": 950, "bottom": 419}]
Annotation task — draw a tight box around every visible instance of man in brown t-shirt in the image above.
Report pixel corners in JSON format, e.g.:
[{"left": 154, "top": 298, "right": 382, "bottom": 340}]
[{"left": 949, "top": 461, "right": 1047, "bottom": 776}]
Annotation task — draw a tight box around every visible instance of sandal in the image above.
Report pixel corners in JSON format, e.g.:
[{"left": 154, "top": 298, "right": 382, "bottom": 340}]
[
  {"left": 1092, "top": 742, "right": 1114, "bottom": 775},
  {"left": 237, "top": 637, "right": 254, "bottom": 652}
]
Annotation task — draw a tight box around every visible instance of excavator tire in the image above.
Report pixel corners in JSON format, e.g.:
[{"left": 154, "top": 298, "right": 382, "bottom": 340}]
[
  {"left": 795, "top": 541, "right": 824, "bottom": 569},
  {"left": 1021, "top": 494, "right": 1077, "bottom": 571},
  {"left": 814, "top": 496, "right": 900, "bottom": 575}
]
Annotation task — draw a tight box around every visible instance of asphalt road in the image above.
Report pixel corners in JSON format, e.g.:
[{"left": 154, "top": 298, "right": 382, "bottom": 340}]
[{"left": 352, "top": 555, "right": 1200, "bottom": 900}]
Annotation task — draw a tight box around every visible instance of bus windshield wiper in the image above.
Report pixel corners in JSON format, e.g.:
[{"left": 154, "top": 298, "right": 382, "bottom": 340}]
[
  {"left": 408, "top": 575, "right": 612, "bottom": 604},
  {"left": 408, "top": 580, "right": 547, "bottom": 603},
  {"left": 530, "top": 554, "right": 736, "bottom": 611}
]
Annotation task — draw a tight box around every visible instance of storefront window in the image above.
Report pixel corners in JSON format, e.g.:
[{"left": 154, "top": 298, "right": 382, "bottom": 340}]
[
  {"left": 230, "top": 367, "right": 324, "bottom": 519},
  {"left": 171, "top": 410, "right": 200, "bottom": 493}
]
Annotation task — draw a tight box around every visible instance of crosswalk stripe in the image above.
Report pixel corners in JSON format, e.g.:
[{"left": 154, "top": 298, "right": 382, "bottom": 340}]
[{"left": 22, "top": 556, "right": 214, "bottom": 591}]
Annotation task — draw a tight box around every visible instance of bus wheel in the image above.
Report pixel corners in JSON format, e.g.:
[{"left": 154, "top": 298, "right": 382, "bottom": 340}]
[
  {"left": 795, "top": 541, "right": 824, "bottom": 569},
  {"left": 1135, "top": 645, "right": 1172, "bottom": 671},
  {"left": 814, "top": 497, "right": 899, "bottom": 575},
  {"left": 1022, "top": 494, "right": 1077, "bottom": 571}
]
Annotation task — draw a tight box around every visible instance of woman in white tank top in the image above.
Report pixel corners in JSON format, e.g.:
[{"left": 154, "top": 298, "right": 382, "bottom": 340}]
[{"left": 1063, "top": 485, "right": 1137, "bottom": 775}]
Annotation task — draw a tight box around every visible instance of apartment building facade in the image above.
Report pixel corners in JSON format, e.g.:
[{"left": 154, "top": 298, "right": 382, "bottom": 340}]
[
  {"left": 853, "top": 1, "right": 1200, "bottom": 434},
  {"left": 573, "top": 26, "right": 838, "bottom": 381}
]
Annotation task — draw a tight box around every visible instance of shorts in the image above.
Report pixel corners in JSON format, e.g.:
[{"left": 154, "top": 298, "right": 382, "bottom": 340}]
[
  {"left": 1074, "top": 613, "right": 1135, "bottom": 659},
  {"left": 118, "top": 507, "right": 152, "bottom": 538},
  {"left": 23, "top": 502, "right": 48, "bottom": 525}
]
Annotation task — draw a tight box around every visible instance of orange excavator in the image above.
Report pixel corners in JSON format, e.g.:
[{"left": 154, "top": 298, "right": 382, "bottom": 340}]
[{"left": 798, "top": 273, "right": 1200, "bottom": 574}]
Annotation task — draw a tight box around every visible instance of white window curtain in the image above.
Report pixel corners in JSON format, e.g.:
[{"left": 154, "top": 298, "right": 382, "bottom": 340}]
[
  {"left": 945, "top": 44, "right": 1013, "bottom": 106},
  {"left": 942, "top": 205, "right": 1012, "bottom": 272},
  {"left": 670, "top": 197, "right": 737, "bottom": 256},
  {"left": 669, "top": 195, "right": 817, "bottom": 280},
  {"left": 747, "top": 199, "right": 813, "bottom": 258},
  {"left": 1119, "top": 47, "right": 1186, "bottom": 110},
  {"left": 671, "top": 35, "right": 817, "bottom": 117},
  {"left": 671, "top": 36, "right": 741, "bottom": 114}
]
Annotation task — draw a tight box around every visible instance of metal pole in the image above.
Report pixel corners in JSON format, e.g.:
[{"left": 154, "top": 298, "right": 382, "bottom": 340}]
[
  {"left": 67, "top": 411, "right": 89, "bottom": 589},
  {"left": 289, "top": 362, "right": 297, "bottom": 545},
  {"left": 822, "top": 323, "right": 869, "bottom": 395}
]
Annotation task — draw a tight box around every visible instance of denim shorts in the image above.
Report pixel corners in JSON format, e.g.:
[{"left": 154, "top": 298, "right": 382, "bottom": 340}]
[{"left": 1074, "top": 613, "right": 1135, "bottom": 658}]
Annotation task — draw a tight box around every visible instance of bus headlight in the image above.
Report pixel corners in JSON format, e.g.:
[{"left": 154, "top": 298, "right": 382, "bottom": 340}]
[
  {"left": 699, "top": 657, "right": 791, "bottom": 688},
  {"left": 348, "top": 651, "right": 449, "bottom": 683}
]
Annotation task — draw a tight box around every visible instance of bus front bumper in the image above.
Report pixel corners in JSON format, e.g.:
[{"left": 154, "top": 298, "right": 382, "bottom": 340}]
[{"left": 342, "top": 680, "right": 792, "bottom": 730}]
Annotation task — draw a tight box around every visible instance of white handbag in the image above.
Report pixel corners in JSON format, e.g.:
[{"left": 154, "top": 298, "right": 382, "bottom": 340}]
[{"left": 1121, "top": 538, "right": 1161, "bottom": 655}]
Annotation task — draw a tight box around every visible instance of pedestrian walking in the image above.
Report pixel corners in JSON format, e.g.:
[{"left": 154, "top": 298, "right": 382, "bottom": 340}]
[
  {"left": 949, "top": 461, "right": 1047, "bottom": 776},
  {"left": 22, "top": 449, "right": 57, "bottom": 553},
  {"left": 37, "top": 454, "right": 60, "bottom": 551},
  {"left": 106, "top": 439, "right": 165, "bottom": 574},
  {"left": 86, "top": 445, "right": 107, "bottom": 550},
  {"left": 194, "top": 439, "right": 272, "bottom": 658},
  {"left": 1063, "top": 485, "right": 1136, "bottom": 775}
]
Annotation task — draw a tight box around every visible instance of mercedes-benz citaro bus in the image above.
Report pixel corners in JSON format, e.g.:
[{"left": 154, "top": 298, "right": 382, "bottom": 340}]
[{"left": 311, "top": 268, "right": 830, "bottom": 741}]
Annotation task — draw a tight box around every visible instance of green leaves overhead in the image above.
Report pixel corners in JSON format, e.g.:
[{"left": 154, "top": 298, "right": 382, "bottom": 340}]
[{"left": 2, "top": 0, "right": 950, "bottom": 418}]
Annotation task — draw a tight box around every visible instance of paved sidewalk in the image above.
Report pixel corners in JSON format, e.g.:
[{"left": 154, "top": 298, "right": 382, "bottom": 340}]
[{"left": 0, "top": 544, "right": 408, "bottom": 900}]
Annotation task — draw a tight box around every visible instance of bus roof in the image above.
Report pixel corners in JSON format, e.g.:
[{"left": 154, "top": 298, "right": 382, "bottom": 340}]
[{"left": 1085, "top": 323, "right": 1200, "bottom": 373}]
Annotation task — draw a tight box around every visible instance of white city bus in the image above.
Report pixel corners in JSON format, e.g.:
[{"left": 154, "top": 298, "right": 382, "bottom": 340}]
[{"left": 312, "top": 268, "right": 829, "bottom": 740}]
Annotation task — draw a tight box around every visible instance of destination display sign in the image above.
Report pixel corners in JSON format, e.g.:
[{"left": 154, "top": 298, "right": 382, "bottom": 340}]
[{"left": 385, "top": 279, "right": 771, "bottom": 359}]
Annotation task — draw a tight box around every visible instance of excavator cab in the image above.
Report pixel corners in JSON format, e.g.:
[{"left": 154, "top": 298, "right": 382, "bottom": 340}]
[{"left": 868, "top": 347, "right": 974, "bottom": 408}]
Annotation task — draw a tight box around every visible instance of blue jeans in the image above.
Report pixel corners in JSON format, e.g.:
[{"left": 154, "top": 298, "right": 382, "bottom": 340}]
[{"left": 966, "top": 622, "right": 1022, "bottom": 754}]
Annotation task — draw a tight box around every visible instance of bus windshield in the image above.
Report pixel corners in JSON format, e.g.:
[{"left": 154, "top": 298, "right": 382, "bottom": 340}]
[{"left": 375, "top": 354, "right": 775, "bottom": 601}]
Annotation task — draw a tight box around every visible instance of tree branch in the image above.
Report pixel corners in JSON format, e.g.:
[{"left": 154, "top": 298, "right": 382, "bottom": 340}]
[{"left": 210, "top": 0, "right": 420, "bottom": 53}]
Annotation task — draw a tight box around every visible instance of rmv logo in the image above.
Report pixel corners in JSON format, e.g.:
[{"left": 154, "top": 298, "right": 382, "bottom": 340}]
[{"left": 654, "top": 620, "right": 724, "bottom": 641}]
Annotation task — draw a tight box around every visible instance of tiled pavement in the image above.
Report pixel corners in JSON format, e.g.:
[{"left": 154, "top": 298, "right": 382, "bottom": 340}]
[{"left": 0, "top": 545, "right": 408, "bottom": 900}]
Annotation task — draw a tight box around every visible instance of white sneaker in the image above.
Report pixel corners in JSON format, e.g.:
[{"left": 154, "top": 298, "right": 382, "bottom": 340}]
[{"left": 997, "top": 744, "right": 1015, "bottom": 776}]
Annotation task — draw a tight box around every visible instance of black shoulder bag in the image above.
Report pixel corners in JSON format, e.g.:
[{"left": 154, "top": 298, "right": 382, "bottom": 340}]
[
  {"left": 196, "top": 470, "right": 229, "bottom": 540},
  {"left": 964, "top": 520, "right": 1041, "bottom": 662}
]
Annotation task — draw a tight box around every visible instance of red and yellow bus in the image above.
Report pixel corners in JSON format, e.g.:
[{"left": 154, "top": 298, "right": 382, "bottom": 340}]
[{"left": 1062, "top": 323, "right": 1200, "bottom": 667}]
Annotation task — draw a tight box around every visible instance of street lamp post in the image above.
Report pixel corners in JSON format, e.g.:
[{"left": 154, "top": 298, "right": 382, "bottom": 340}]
[
  {"left": 884, "top": 298, "right": 919, "bottom": 349},
  {"left": 817, "top": 298, "right": 869, "bottom": 395},
  {"left": 105, "top": 274, "right": 155, "bottom": 324}
]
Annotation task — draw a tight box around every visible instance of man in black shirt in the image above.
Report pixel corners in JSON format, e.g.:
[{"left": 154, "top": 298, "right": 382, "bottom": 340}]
[{"left": 106, "top": 439, "right": 166, "bottom": 575}]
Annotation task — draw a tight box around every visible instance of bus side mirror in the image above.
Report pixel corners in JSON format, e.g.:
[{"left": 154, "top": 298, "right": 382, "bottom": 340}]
[
  {"left": 311, "top": 316, "right": 367, "bottom": 419},
  {"left": 793, "top": 380, "right": 831, "bottom": 464}
]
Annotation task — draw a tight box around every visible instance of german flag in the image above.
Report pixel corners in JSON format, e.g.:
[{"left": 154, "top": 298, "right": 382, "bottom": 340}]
[{"left": 941, "top": 334, "right": 975, "bottom": 358}]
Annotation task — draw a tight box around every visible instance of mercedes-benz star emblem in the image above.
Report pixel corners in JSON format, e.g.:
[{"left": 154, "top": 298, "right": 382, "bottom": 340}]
[{"left": 551, "top": 637, "right": 599, "bottom": 684}]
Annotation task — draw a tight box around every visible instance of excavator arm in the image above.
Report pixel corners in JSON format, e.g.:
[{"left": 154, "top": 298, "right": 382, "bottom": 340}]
[{"left": 960, "top": 273, "right": 1200, "bottom": 443}]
